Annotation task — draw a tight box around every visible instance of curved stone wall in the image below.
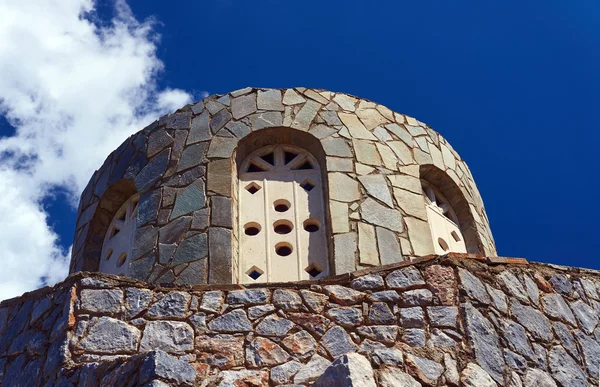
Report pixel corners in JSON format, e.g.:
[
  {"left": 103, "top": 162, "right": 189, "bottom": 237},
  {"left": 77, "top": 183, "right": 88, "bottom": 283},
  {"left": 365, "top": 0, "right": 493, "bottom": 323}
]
[{"left": 70, "top": 87, "right": 496, "bottom": 285}]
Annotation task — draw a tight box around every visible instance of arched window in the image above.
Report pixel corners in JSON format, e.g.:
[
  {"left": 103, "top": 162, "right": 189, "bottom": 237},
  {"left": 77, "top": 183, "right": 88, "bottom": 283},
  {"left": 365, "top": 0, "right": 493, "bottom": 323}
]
[
  {"left": 100, "top": 193, "right": 139, "bottom": 275},
  {"left": 422, "top": 182, "right": 467, "bottom": 254},
  {"left": 238, "top": 144, "right": 328, "bottom": 283}
]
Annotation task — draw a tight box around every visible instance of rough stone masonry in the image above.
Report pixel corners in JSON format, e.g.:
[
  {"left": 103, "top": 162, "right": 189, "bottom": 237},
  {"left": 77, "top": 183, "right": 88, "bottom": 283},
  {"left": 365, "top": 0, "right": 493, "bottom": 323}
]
[{"left": 1, "top": 254, "right": 600, "bottom": 386}]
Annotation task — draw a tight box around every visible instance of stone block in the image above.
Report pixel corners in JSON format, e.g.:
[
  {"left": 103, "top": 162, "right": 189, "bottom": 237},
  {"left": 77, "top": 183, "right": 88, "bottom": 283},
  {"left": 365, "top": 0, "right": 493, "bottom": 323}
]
[
  {"left": 312, "top": 353, "right": 376, "bottom": 387},
  {"left": 140, "top": 321, "right": 194, "bottom": 354},
  {"left": 80, "top": 289, "right": 123, "bottom": 313}
]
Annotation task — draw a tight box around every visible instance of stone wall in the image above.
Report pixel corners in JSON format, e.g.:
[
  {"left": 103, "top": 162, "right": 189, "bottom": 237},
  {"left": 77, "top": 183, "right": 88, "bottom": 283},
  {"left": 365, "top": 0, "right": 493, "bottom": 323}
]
[
  {"left": 70, "top": 87, "right": 496, "bottom": 285},
  {"left": 2, "top": 254, "right": 600, "bottom": 386}
]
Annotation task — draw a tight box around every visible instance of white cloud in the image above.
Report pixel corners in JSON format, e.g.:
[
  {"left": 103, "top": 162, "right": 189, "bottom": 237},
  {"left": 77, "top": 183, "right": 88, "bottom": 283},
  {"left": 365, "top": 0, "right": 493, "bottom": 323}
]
[{"left": 0, "top": 0, "right": 194, "bottom": 300}]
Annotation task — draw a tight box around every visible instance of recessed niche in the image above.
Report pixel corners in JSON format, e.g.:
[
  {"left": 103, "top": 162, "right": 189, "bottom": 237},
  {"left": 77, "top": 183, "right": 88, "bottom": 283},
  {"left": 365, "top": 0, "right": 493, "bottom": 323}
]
[
  {"left": 438, "top": 238, "right": 449, "bottom": 252},
  {"left": 245, "top": 182, "right": 262, "bottom": 194},
  {"left": 274, "top": 220, "right": 294, "bottom": 234},
  {"left": 274, "top": 199, "right": 291, "bottom": 212},
  {"left": 305, "top": 263, "right": 322, "bottom": 278},
  {"left": 300, "top": 179, "right": 316, "bottom": 192},
  {"left": 246, "top": 266, "right": 264, "bottom": 280},
  {"left": 244, "top": 222, "right": 262, "bottom": 236},
  {"left": 275, "top": 242, "right": 293, "bottom": 257},
  {"left": 104, "top": 249, "right": 113, "bottom": 260},
  {"left": 116, "top": 253, "right": 127, "bottom": 267},
  {"left": 303, "top": 219, "right": 321, "bottom": 233},
  {"left": 451, "top": 231, "right": 461, "bottom": 242}
]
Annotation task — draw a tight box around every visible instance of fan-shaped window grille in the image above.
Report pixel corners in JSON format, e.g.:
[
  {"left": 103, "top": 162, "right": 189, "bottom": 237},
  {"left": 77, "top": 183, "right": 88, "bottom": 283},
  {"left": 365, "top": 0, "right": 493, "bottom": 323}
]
[
  {"left": 238, "top": 145, "right": 328, "bottom": 283},
  {"left": 422, "top": 182, "right": 467, "bottom": 255},
  {"left": 100, "top": 194, "right": 139, "bottom": 275}
]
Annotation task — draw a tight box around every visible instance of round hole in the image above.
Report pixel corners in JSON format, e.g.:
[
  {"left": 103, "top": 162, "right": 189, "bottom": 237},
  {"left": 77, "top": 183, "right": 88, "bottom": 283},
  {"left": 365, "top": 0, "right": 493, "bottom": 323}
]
[
  {"left": 273, "top": 220, "right": 294, "bottom": 234},
  {"left": 244, "top": 222, "right": 262, "bottom": 236},
  {"left": 303, "top": 219, "right": 321, "bottom": 233},
  {"left": 274, "top": 199, "right": 291, "bottom": 212},
  {"left": 275, "top": 242, "right": 293, "bottom": 257},
  {"left": 116, "top": 253, "right": 127, "bottom": 267},
  {"left": 438, "top": 238, "right": 449, "bottom": 252},
  {"left": 104, "top": 249, "right": 113, "bottom": 260}
]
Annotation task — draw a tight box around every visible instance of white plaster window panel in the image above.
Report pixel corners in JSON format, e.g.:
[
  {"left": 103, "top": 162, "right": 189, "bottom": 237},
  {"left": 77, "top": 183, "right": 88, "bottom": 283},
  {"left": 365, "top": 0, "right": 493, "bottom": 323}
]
[
  {"left": 422, "top": 183, "right": 467, "bottom": 255},
  {"left": 100, "top": 194, "right": 140, "bottom": 276},
  {"left": 239, "top": 145, "right": 328, "bottom": 283}
]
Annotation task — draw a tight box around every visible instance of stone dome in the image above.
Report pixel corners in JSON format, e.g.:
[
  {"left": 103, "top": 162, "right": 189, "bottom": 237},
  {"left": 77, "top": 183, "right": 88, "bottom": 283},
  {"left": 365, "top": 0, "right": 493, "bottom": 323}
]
[{"left": 70, "top": 87, "right": 496, "bottom": 285}]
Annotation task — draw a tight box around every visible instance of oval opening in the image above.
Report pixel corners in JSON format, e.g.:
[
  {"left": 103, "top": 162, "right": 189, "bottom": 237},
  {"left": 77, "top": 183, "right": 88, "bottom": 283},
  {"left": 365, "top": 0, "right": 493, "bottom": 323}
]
[
  {"left": 104, "top": 249, "right": 113, "bottom": 260},
  {"left": 117, "top": 252, "right": 127, "bottom": 267},
  {"left": 275, "top": 242, "right": 293, "bottom": 257},
  {"left": 438, "top": 238, "right": 449, "bottom": 252},
  {"left": 303, "top": 219, "right": 321, "bottom": 233},
  {"left": 451, "top": 231, "right": 461, "bottom": 242},
  {"left": 274, "top": 199, "right": 291, "bottom": 213},
  {"left": 244, "top": 222, "right": 262, "bottom": 236},
  {"left": 274, "top": 220, "right": 293, "bottom": 234}
]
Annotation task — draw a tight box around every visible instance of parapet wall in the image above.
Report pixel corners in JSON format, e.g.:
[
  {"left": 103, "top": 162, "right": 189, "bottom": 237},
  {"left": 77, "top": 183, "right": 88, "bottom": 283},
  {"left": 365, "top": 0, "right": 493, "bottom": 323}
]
[{"left": 1, "top": 255, "right": 599, "bottom": 386}]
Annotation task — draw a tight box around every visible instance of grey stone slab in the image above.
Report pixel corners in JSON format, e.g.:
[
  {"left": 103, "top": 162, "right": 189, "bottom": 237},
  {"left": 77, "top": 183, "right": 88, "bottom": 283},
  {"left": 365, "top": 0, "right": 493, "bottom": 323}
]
[
  {"left": 486, "top": 284, "right": 508, "bottom": 314},
  {"left": 541, "top": 294, "right": 576, "bottom": 326},
  {"left": 523, "top": 275, "right": 540, "bottom": 306},
  {"left": 227, "top": 289, "right": 270, "bottom": 304},
  {"left": 360, "top": 197, "right": 403, "bottom": 232},
  {"left": 166, "top": 112, "right": 191, "bottom": 129},
  {"left": 79, "top": 317, "right": 141, "bottom": 354},
  {"left": 571, "top": 300, "right": 599, "bottom": 334},
  {"left": 126, "top": 288, "right": 153, "bottom": 318},
  {"left": 293, "top": 355, "right": 331, "bottom": 385},
  {"left": 256, "top": 315, "right": 294, "bottom": 336},
  {"left": 199, "top": 290, "right": 223, "bottom": 313},
  {"left": 403, "top": 328, "right": 425, "bottom": 347},
  {"left": 553, "top": 322, "right": 579, "bottom": 358},
  {"left": 523, "top": 368, "right": 557, "bottom": 387},
  {"left": 147, "top": 130, "right": 174, "bottom": 157},
  {"left": 374, "top": 227, "right": 402, "bottom": 265},
  {"left": 131, "top": 225, "right": 158, "bottom": 261},
  {"left": 400, "top": 307, "right": 424, "bottom": 328},
  {"left": 386, "top": 266, "right": 425, "bottom": 290},
  {"left": 188, "top": 111, "right": 211, "bottom": 144},
  {"left": 137, "top": 189, "right": 161, "bottom": 228},
  {"left": 324, "top": 285, "right": 365, "bottom": 305},
  {"left": 401, "top": 289, "right": 433, "bottom": 306},
  {"left": 291, "top": 99, "right": 321, "bottom": 130},
  {"left": 249, "top": 111, "right": 283, "bottom": 129},
  {"left": 207, "top": 135, "right": 237, "bottom": 158},
  {"left": 358, "top": 174, "right": 394, "bottom": 207},
  {"left": 327, "top": 307, "right": 363, "bottom": 327},
  {"left": 550, "top": 274, "right": 573, "bottom": 296},
  {"left": 500, "top": 319, "right": 535, "bottom": 360},
  {"left": 159, "top": 216, "right": 191, "bottom": 244},
  {"left": 177, "top": 142, "right": 207, "bottom": 172},
  {"left": 333, "top": 232, "right": 357, "bottom": 275},
  {"left": 80, "top": 289, "right": 123, "bottom": 313},
  {"left": 350, "top": 274, "right": 384, "bottom": 291},
  {"left": 321, "top": 137, "right": 353, "bottom": 157},
  {"left": 147, "top": 292, "right": 190, "bottom": 319},
  {"left": 226, "top": 121, "right": 250, "bottom": 138},
  {"left": 271, "top": 361, "right": 302, "bottom": 385},
  {"left": 273, "top": 289, "right": 303, "bottom": 311},
  {"left": 140, "top": 321, "right": 193, "bottom": 354},
  {"left": 356, "top": 325, "right": 398, "bottom": 344},
  {"left": 462, "top": 302, "right": 505, "bottom": 383},
  {"left": 248, "top": 305, "right": 276, "bottom": 320},
  {"left": 172, "top": 233, "right": 207, "bottom": 265},
  {"left": 574, "top": 330, "right": 600, "bottom": 377},
  {"left": 511, "top": 299, "right": 553, "bottom": 342},
  {"left": 135, "top": 149, "right": 169, "bottom": 193},
  {"left": 428, "top": 328, "right": 459, "bottom": 347},
  {"left": 427, "top": 306, "right": 458, "bottom": 328},
  {"left": 208, "top": 309, "right": 252, "bottom": 332},
  {"left": 257, "top": 89, "right": 284, "bottom": 111},
  {"left": 460, "top": 363, "right": 497, "bottom": 387},
  {"left": 208, "top": 226, "right": 233, "bottom": 283},
  {"left": 140, "top": 350, "right": 197, "bottom": 385},
  {"left": 210, "top": 196, "right": 232, "bottom": 228},
  {"left": 368, "top": 302, "right": 395, "bottom": 324},
  {"left": 321, "top": 325, "right": 357, "bottom": 358},
  {"left": 405, "top": 354, "right": 444, "bottom": 385},
  {"left": 282, "top": 330, "right": 317, "bottom": 360},
  {"left": 500, "top": 271, "right": 530, "bottom": 304},
  {"left": 231, "top": 93, "right": 257, "bottom": 119},
  {"left": 170, "top": 180, "right": 205, "bottom": 220},
  {"left": 246, "top": 337, "right": 290, "bottom": 367},
  {"left": 548, "top": 346, "right": 587, "bottom": 387},
  {"left": 459, "top": 268, "right": 491, "bottom": 304}
]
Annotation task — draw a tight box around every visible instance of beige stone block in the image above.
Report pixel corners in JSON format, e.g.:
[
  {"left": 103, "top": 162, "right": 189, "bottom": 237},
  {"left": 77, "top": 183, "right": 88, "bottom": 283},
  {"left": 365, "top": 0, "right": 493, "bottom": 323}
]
[
  {"left": 375, "top": 143, "right": 398, "bottom": 170},
  {"left": 358, "top": 100, "right": 377, "bottom": 110},
  {"left": 283, "top": 89, "right": 306, "bottom": 105},
  {"left": 303, "top": 89, "right": 329, "bottom": 104},
  {"left": 327, "top": 157, "right": 354, "bottom": 172},
  {"left": 414, "top": 148, "right": 433, "bottom": 165},
  {"left": 393, "top": 188, "right": 427, "bottom": 221},
  {"left": 291, "top": 100, "right": 321, "bottom": 131},
  {"left": 355, "top": 164, "right": 375, "bottom": 176},
  {"left": 319, "top": 91, "right": 332, "bottom": 100},
  {"left": 428, "top": 143, "right": 445, "bottom": 170},
  {"left": 385, "top": 124, "right": 413, "bottom": 146},
  {"left": 440, "top": 142, "right": 456, "bottom": 170},
  {"left": 388, "top": 141, "right": 414, "bottom": 165},
  {"left": 257, "top": 89, "right": 284, "bottom": 111},
  {"left": 373, "top": 126, "right": 393, "bottom": 142},
  {"left": 339, "top": 113, "right": 377, "bottom": 140},
  {"left": 405, "top": 125, "right": 426, "bottom": 137},
  {"left": 283, "top": 106, "right": 293, "bottom": 126},
  {"left": 398, "top": 165, "right": 419, "bottom": 177},
  {"left": 353, "top": 139, "right": 382, "bottom": 166},
  {"left": 328, "top": 172, "right": 361, "bottom": 202},
  {"left": 330, "top": 200, "right": 350, "bottom": 234},
  {"left": 388, "top": 175, "right": 421, "bottom": 194},
  {"left": 324, "top": 101, "right": 340, "bottom": 111},
  {"left": 333, "top": 94, "right": 357, "bottom": 111},
  {"left": 321, "top": 137, "right": 353, "bottom": 158},
  {"left": 414, "top": 137, "right": 429, "bottom": 152},
  {"left": 207, "top": 136, "right": 237, "bottom": 159},
  {"left": 309, "top": 124, "right": 337, "bottom": 139},
  {"left": 405, "top": 116, "right": 419, "bottom": 126},
  {"left": 358, "top": 223, "right": 380, "bottom": 266},
  {"left": 394, "top": 112, "right": 405, "bottom": 124},
  {"left": 356, "top": 108, "right": 389, "bottom": 130},
  {"left": 349, "top": 211, "right": 360, "bottom": 220},
  {"left": 376, "top": 227, "right": 403, "bottom": 265},
  {"left": 338, "top": 126, "right": 352, "bottom": 139},
  {"left": 376, "top": 105, "right": 395, "bottom": 121},
  {"left": 334, "top": 232, "right": 357, "bottom": 274},
  {"left": 207, "top": 159, "right": 232, "bottom": 196},
  {"left": 358, "top": 174, "right": 394, "bottom": 208},
  {"left": 405, "top": 217, "right": 434, "bottom": 256}
]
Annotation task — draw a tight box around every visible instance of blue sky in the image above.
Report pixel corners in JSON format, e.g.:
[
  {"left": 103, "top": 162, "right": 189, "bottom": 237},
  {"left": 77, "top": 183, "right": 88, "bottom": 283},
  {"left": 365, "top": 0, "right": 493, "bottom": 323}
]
[{"left": 0, "top": 0, "right": 598, "bottom": 298}]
